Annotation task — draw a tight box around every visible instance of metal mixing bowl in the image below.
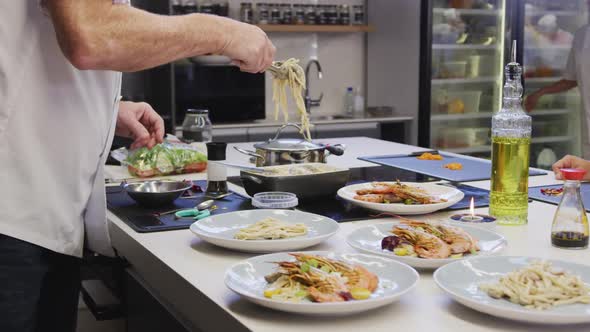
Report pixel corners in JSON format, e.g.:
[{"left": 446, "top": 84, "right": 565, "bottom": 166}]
[{"left": 123, "top": 180, "right": 192, "bottom": 207}]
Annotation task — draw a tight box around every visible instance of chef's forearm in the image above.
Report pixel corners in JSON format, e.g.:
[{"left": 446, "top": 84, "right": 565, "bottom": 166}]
[
  {"left": 534, "top": 79, "right": 578, "bottom": 96},
  {"left": 46, "top": 0, "right": 233, "bottom": 72}
]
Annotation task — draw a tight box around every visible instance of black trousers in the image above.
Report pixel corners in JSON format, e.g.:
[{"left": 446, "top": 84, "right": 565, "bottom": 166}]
[{"left": 0, "top": 234, "right": 81, "bottom": 332}]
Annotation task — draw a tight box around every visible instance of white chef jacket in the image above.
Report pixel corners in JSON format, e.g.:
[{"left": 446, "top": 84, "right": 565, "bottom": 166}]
[
  {"left": 563, "top": 25, "right": 590, "bottom": 158},
  {"left": 0, "top": 1, "right": 121, "bottom": 257}
]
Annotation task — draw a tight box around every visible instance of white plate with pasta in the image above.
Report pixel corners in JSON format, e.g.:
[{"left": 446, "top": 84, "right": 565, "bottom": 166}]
[
  {"left": 190, "top": 210, "right": 339, "bottom": 253},
  {"left": 434, "top": 256, "right": 590, "bottom": 324},
  {"left": 224, "top": 251, "right": 419, "bottom": 315}
]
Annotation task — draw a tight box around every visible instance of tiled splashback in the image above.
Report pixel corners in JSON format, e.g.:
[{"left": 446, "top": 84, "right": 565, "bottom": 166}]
[{"left": 228, "top": 0, "right": 366, "bottom": 119}]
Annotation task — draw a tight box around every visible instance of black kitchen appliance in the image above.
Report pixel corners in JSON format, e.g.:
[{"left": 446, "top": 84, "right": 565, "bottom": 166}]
[{"left": 174, "top": 60, "right": 266, "bottom": 125}]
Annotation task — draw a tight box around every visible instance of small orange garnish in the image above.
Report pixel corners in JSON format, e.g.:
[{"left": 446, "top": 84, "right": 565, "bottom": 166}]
[
  {"left": 444, "top": 162, "right": 463, "bottom": 171},
  {"left": 417, "top": 153, "right": 444, "bottom": 161}
]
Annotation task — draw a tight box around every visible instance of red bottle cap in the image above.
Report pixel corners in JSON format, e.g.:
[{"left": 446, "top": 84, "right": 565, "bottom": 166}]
[{"left": 560, "top": 168, "right": 587, "bottom": 181}]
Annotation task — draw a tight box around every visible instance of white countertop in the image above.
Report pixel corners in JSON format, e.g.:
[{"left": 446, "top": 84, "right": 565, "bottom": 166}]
[{"left": 106, "top": 137, "right": 585, "bottom": 332}]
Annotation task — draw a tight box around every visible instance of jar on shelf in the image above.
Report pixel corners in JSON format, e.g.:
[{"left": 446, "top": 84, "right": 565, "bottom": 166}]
[
  {"left": 352, "top": 4, "right": 365, "bottom": 25},
  {"left": 257, "top": 3, "right": 269, "bottom": 24},
  {"left": 305, "top": 4, "right": 317, "bottom": 25},
  {"left": 172, "top": 0, "right": 184, "bottom": 15},
  {"left": 327, "top": 5, "right": 339, "bottom": 25},
  {"left": 240, "top": 2, "right": 254, "bottom": 23},
  {"left": 339, "top": 4, "right": 351, "bottom": 25},
  {"left": 216, "top": 1, "right": 229, "bottom": 17},
  {"left": 181, "top": 109, "right": 213, "bottom": 143},
  {"left": 281, "top": 4, "right": 292, "bottom": 24},
  {"left": 316, "top": 5, "right": 327, "bottom": 25},
  {"left": 293, "top": 4, "right": 305, "bottom": 25},
  {"left": 270, "top": 4, "right": 281, "bottom": 24},
  {"left": 184, "top": 0, "right": 198, "bottom": 14},
  {"left": 200, "top": 2, "right": 214, "bottom": 14}
]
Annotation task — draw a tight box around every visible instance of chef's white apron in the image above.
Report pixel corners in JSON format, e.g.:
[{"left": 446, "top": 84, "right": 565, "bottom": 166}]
[{"left": 0, "top": 1, "right": 120, "bottom": 257}]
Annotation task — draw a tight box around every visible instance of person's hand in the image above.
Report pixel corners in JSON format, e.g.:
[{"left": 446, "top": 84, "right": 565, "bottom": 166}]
[
  {"left": 552, "top": 155, "right": 590, "bottom": 180},
  {"left": 218, "top": 19, "right": 276, "bottom": 73},
  {"left": 524, "top": 91, "right": 543, "bottom": 112},
  {"left": 116, "top": 101, "right": 165, "bottom": 149}
]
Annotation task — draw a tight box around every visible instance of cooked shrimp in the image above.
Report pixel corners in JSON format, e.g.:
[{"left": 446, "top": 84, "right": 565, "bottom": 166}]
[
  {"left": 354, "top": 194, "right": 385, "bottom": 203},
  {"left": 356, "top": 185, "right": 394, "bottom": 195},
  {"left": 438, "top": 224, "right": 479, "bottom": 254},
  {"left": 308, "top": 287, "right": 346, "bottom": 303},
  {"left": 392, "top": 227, "right": 451, "bottom": 259},
  {"left": 353, "top": 194, "right": 402, "bottom": 203},
  {"left": 291, "top": 254, "right": 379, "bottom": 292},
  {"left": 351, "top": 266, "right": 379, "bottom": 292},
  {"left": 398, "top": 217, "right": 479, "bottom": 254}
]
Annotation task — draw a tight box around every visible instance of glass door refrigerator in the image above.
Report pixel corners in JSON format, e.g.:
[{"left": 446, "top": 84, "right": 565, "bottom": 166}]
[
  {"left": 522, "top": 0, "right": 587, "bottom": 169},
  {"left": 419, "top": 0, "right": 588, "bottom": 169}
]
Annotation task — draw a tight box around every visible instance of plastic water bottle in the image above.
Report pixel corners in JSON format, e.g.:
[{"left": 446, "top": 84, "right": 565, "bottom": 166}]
[
  {"left": 353, "top": 87, "right": 365, "bottom": 117},
  {"left": 344, "top": 87, "right": 354, "bottom": 117}
]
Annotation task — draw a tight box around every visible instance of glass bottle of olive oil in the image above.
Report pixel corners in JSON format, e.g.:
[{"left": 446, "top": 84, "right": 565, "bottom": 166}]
[{"left": 489, "top": 41, "right": 531, "bottom": 225}]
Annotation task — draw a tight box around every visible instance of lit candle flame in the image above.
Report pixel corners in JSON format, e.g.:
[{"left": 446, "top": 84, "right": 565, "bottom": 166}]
[{"left": 469, "top": 197, "right": 475, "bottom": 217}]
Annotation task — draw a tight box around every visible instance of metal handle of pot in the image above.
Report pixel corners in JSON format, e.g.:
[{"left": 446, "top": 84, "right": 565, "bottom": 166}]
[
  {"left": 233, "top": 147, "right": 265, "bottom": 163},
  {"left": 271, "top": 123, "right": 305, "bottom": 141},
  {"left": 325, "top": 144, "right": 346, "bottom": 157},
  {"left": 240, "top": 173, "right": 264, "bottom": 185}
]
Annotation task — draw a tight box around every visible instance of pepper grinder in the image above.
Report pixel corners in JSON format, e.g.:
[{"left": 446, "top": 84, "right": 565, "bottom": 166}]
[{"left": 205, "top": 142, "right": 229, "bottom": 199}]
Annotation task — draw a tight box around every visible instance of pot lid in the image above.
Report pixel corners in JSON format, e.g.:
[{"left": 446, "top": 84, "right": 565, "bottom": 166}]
[{"left": 254, "top": 138, "right": 324, "bottom": 151}]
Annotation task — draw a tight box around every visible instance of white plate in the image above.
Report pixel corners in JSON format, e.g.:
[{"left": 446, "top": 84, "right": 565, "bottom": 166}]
[
  {"left": 190, "top": 210, "right": 339, "bottom": 253},
  {"left": 434, "top": 256, "right": 590, "bottom": 324},
  {"left": 346, "top": 222, "right": 506, "bottom": 269},
  {"left": 224, "top": 251, "right": 419, "bottom": 315},
  {"left": 337, "top": 182, "right": 464, "bottom": 215}
]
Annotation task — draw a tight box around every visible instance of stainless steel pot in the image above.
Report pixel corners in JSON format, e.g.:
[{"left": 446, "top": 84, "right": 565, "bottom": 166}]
[{"left": 234, "top": 124, "right": 345, "bottom": 167}]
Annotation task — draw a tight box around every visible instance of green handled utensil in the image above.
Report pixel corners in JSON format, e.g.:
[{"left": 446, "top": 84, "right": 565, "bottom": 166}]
[
  {"left": 175, "top": 209, "right": 211, "bottom": 220},
  {"left": 173, "top": 200, "right": 214, "bottom": 220}
]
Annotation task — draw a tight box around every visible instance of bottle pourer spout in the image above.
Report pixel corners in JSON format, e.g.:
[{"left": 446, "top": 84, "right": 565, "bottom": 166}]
[{"left": 511, "top": 40, "right": 517, "bottom": 63}]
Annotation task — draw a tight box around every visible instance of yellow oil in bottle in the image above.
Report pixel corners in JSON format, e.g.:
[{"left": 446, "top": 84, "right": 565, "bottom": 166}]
[{"left": 489, "top": 136, "right": 530, "bottom": 225}]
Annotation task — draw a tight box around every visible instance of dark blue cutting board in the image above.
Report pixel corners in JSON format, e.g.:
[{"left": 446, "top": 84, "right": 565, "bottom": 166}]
[
  {"left": 359, "top": 153, "right": 546, "bottom": 182},
  {"left": 106, "top": 180, "right": 254, "bottom": 233},
  {"left": 529, "top": 183, "right": 590, "bottom": 212}
]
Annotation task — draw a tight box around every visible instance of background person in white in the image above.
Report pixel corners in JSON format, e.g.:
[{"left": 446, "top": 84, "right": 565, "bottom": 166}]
[
  {"left": 525, "top": 22, "right": 590, "bottom": 157},
  {"left": 0, "top": 1, "right": 275, "bottom": 331}
]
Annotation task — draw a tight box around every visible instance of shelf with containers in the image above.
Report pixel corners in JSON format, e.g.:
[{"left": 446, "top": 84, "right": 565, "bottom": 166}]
[
  {"left": 423, "top": 0, "right": 507, "bottom": 159},
  {"left": 522, "top": 0, "right": 587, "bottom": 167},
  {"left": 421, "top": 0, "right": 587, "bottom": 168},
  {"left": 256, "top": 24, "right": 374, "bottom": 33},
  {"left": 432, "top": 108, "right": 573, "bottom": 121},
  {"left": 433, "top": 8, "right": 501, "bottom": 16}
]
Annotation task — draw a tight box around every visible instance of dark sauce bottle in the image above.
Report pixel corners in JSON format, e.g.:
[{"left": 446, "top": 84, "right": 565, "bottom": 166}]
[
  {"left": 550, "top": 168, "right": 589, "bottom": 249},
  {"left": 551, "top": 231, "right": 589, "bottom": 249}
]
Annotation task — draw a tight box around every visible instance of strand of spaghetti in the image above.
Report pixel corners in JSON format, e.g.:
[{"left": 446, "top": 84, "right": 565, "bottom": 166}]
[
  {"left": 234, "top": 218, "right": 308, "bottom": 240},
  {"left": 269, "top": 58, "right": 311, "bottom": 140}
]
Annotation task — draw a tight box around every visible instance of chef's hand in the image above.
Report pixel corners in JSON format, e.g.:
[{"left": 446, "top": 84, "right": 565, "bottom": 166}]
[
  {"left": 218, "top": 19, "right": 276, "bottom": 73},
  {"left": 116, "top": 101, "right": 165, "bottom": 149},
  {"left": 524, "top": 91, "right": 543, "bottom": 113},
  {"left": 552, "top": 155, "right": 590, "bottom": 180}
]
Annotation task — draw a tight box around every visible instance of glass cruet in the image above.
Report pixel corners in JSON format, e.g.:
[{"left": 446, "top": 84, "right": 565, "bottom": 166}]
[
  {"left": 551, "top": 168, "right": 589, "bottom": 249},
  {"left": 181, "top": 109, "right": 213, "bottom": 143}
]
